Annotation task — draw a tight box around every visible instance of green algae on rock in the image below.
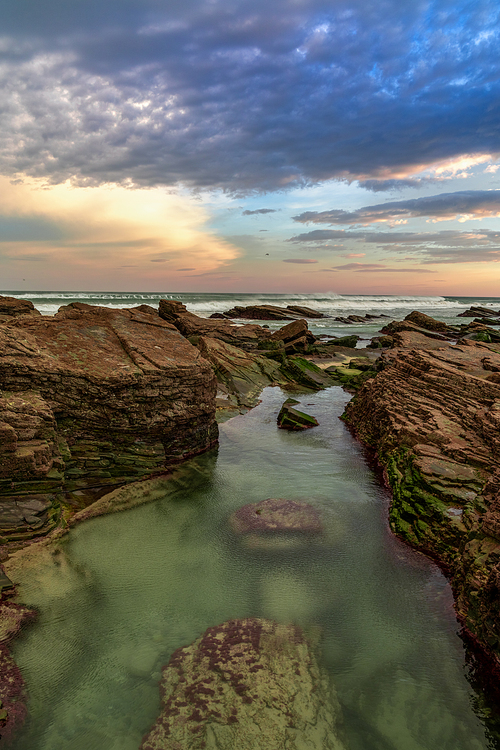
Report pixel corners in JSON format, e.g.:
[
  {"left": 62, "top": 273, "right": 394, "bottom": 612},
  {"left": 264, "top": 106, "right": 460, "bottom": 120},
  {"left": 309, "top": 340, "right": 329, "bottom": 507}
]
[
  {"left": 140, "top": 618, "right": 347, "bottom": 750},
  {"left": 277, "top": 399, "right": 319, "bottom": 431},
  {"left": 343, "top": 330, "right": 500, "bottom": 668}
]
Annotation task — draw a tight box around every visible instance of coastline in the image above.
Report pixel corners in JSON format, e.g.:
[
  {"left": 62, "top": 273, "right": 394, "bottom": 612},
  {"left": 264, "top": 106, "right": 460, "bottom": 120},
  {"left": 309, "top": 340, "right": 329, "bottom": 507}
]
[{"left": 2, "top": 294, "right": 500, "bottom": 744}]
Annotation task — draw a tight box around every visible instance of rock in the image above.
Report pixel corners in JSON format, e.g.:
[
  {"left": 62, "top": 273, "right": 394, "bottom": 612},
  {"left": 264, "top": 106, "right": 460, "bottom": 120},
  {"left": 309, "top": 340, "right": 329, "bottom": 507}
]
[
  {"left": 380, "top": 319, "right": 450, "bottom": 341},
  {"left": 280, "top": 357, "right": 335, "bottom": 390},
  {"left": 404, "top": 310, "right": 450, "bottom": 332},
  {"left": 277, "top": 398, "right": 319, "bottom": 430},
  {"left": 197, "top": 337, "right": 288, "bottom": 411},
  {"left": 286, "top": 305, "right": 325, "bottom": 318},
  {"left": 458, "top": 306, "right": 500, "bottom": 318},
  {"left": 0, "top": 303, "right": 218, "bottom": 538},
  {"left": 0, "top": 296, "right": 40, "bottom": 323},
  {"left": 229, "top": 498, "right": 323, "bottom": 534},
  {"left": 343, "top": 335, "right": 500, "bottom": 668},
  {"left": 159, "top": 300, "right": 272, "bottom": 348},
  {"left": 367, "top": 335, "right": 394, "bottom": 349},
  {"left": 269, "top": 319, "right": 317, "bottom": 353},
  {"left": 140, "top": 618, "right": 346, "bottom": 750}
]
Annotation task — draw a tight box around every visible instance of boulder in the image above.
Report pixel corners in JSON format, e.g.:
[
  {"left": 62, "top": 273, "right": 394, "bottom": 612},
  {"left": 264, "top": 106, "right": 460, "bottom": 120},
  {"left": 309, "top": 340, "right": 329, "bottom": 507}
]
[
  {"left": 277, "top": 398, "right": 319, "bottom": 430},
  {"left": 229, "top": 498, "right": 323, "bottom": 534},
  {"left": 159, "top": 300, "right": 271, "bottom": 348},
  {"left": 270, "top": 319, "right": 316, "bottom": 353},
  {"left": 404, "top": 310, "right": 451, "bottom": 332},
  {"left": 286, "top": 305, "right": 325, "bottom": 318},
  {"left": 0, "top": 296, "right": 40, "bottom": 323},
  {"left": 141, "top": 618, "right": 346, "bottom": 750},
  {"left": 0, "top": 303, "right": 218, "bottom": 538}
]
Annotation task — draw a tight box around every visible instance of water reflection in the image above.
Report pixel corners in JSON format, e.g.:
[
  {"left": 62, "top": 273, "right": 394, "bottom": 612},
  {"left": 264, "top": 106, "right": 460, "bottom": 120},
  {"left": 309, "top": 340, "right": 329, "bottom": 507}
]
[{"left": 6, "top": 386, "right": 491, "bottom": 749}]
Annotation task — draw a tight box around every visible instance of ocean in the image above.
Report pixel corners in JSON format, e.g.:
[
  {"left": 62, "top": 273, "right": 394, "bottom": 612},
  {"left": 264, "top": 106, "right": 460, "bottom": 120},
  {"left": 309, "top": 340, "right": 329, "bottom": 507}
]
[{"left": 3, "top": 290, "right": 500, "bottom": 341}]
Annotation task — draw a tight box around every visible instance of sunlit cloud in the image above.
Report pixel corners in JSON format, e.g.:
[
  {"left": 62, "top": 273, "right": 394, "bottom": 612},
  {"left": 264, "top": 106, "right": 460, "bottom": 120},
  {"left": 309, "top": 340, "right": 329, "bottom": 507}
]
[{"left": 0, "top": 176, "right": 240, "bottom": 287}]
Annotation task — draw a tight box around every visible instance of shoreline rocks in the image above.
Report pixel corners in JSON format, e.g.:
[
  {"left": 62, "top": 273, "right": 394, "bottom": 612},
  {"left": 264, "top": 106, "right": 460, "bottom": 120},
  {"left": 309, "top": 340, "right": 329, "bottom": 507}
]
[
  {"left": 0, "top": 301, "right": 218, "bottom": 540},
  {"left": 343, "top": 320, "right": 500, "bottom": 670},
  {"left": 141, "top": 618, "right": 346, "bottom": 750},
  {"left": 210, "top": 303, "right": 326, "bottom": 320}
]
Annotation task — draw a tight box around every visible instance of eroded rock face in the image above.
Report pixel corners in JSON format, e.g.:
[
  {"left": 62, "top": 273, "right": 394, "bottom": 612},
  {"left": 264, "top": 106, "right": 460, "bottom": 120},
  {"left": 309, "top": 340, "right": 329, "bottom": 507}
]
[
  {"left": 159, "top": 300, "right": 271, "bottom": 348},
  {"left": 0, "top": 303, "right": 218, "bottom": 537},
  {"left": 344, "top": 334, "right": 500, "bottom": 665},
  {"left": 0, "top": 296, "right": 40, "bottom": 323},
  {"left": 141, "top": 618, "right": 346, "bottom": 750}
]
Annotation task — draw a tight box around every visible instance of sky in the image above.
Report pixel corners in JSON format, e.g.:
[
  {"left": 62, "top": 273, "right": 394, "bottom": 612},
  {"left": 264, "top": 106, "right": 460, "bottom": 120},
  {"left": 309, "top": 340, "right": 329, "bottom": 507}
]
[{"left": 1, "top": 0, "right": 500, "bottom": 295}]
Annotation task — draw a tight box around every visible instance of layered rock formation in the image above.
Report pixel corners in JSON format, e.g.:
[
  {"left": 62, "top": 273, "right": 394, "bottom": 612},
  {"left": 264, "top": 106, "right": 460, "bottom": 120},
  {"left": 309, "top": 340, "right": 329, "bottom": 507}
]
[
  {"left": 141, "top": 618, "right": 346, "bottom": 750},
  {"left": 344, "top": 326, "right": 500, "bottom": 666},
  {"left": 210, "top": 303, "right": 326, "bottom": 320},
  {"left": 0, "top": 302, "right": 218, "bottom": 540},
  {"left": 277, "top": 398, "right": 319, "bottom": 430}
]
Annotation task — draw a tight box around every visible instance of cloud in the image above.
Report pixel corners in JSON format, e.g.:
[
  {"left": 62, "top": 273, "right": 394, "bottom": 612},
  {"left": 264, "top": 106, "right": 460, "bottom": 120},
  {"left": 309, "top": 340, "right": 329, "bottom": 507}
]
[
  {"left": 292, "top": 191, "right": 500, "bottom": 226},
  {"left": 331, "top": 263, "right": 435, "bottom": 273},
  {"left": 283, "top": 258, "right": 318, "bottom": 264},
  {"left": 242, "top": 209, "right": 277, "bottom": 215},
  {"left": 0, "top": 176, "right": 240, "bottom": 286},
  {"left": 0, "top": 1, "right": 499, "bottom": 192},
  {"left": 287, "top": 224, "right": 500, "bottom": 265}
]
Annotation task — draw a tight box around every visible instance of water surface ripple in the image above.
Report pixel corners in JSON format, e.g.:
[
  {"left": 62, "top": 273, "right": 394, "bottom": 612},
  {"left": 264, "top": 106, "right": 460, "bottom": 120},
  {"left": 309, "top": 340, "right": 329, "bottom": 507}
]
[{"left": 7, "top": 387, "right": 490, "bottom": 750}]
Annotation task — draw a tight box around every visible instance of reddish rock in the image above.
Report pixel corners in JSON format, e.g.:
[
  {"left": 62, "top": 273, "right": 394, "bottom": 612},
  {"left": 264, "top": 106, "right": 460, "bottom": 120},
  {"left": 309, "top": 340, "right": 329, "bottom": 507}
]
[
  {"left": 0, "top": 303, "right": 218, "bottom": 538},
  {"left": 404, "top": 310, "right": 450, "bottom": 332},
  {"left": 0, "top": 296, "right": 40, "bottom": 322},
  {"left": 159, "top": 300, "right": 272, "bottom": 348},
  {"left": 344, "top": 333, "right": 500, "bottom": 667},
  {"left": 229, "top": 498, "right": 323, "bottom": 534},
  {"left": 141, "top": 618, "right": 346, "bottom": 750}
]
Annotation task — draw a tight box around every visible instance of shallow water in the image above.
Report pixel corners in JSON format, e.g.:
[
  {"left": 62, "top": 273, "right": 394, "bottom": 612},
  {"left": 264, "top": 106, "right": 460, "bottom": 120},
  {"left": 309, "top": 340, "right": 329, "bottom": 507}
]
[{"left": 6, "top": 386, "right": 491, "bottom": 750}]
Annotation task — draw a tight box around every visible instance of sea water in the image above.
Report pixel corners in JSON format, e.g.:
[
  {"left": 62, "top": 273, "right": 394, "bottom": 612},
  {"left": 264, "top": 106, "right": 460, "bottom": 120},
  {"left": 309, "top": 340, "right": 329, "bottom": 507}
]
[
  {"left": 3, "top": 290, "right": 500, "bottom": 343},
  {"left": 5, "top": 387, "right": 491, "bottom": 750}
]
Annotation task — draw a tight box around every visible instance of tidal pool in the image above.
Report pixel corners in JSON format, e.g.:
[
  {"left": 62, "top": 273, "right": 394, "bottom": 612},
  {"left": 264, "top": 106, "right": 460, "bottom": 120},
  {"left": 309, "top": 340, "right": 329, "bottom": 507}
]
[{"left": 5, "top": 386, "right": 492, "bottom": 749}]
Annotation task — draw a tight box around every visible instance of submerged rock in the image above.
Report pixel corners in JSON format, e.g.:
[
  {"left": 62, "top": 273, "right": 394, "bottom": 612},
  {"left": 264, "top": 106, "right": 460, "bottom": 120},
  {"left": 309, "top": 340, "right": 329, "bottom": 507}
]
[
  {"left": 141, "top": 618, "right": 346, "bottom": 750},
  {"left": 229, "top": 498, "right": 323, "bottom": 534},
  {"left": 277, "top": 399, "right": 319, "bottom": 431}
]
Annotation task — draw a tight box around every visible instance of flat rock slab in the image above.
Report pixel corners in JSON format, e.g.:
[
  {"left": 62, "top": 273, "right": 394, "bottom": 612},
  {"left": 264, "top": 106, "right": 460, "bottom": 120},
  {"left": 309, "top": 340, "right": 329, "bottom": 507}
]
[
  {"left": 141, "top": 618, "right": 346, "bottom": 750},
  {"left": 277, "top": 399, "right": 319, "bottom": 431},
  {"left": 229, "top": 498, "right": 323, "bottom": 534}
]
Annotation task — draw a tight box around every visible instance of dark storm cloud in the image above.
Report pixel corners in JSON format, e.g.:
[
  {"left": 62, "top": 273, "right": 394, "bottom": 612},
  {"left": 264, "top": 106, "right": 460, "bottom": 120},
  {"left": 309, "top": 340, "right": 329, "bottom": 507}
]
[
  {"left": 0, "top": 0, "right": 499, "bottom": 191},
  {"left": 292, "top": 191, "right": 500, "bottom": 226},
  {"left": 242, "top": 209, "right": 277, "bottom": 215}
]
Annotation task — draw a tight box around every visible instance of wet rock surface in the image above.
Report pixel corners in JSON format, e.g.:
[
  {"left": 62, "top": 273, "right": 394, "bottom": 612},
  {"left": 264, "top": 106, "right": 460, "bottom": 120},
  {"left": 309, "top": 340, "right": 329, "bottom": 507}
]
[
  {"left": 229, "top": 498, "right": 323, "bottom": 534},
  {"left": 210, "top": 303, "right": 325, "bottom": 320},
  {"left": 344, "top": 321, "right": 500, "bottom": 667},
  {"left": 141, "top": 618, "right": 346, "bottom": 750},
  {"left": 277, "top": 398, "right": 319, "bottom": 430},
  {"left": 0, "top": 303, "right": 218, "bottom": 539}
]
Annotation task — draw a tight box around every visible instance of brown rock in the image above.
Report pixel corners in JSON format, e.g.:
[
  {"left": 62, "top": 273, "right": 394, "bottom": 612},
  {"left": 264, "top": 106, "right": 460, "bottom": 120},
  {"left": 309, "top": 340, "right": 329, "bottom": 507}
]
[
  {"left": 0, "top": 303, "right": 218, "bottom": 537},
  {"left": 159, "top": 300, "right": 271, "bottom": 348},
  {"left": 404, "top": 310, "right": 450, "bottom": 331},
  {"left": 0, "top": 296, "right": 40, "bottom": 322},
  {"left": 344, "top": 335, "right": 500, "bottom": 667},
  {"left": 141, "top": 618, "right": 346, "bottom": 750},
  {"left": 229, "top": 498, "right": 323, "bottom": 534}
]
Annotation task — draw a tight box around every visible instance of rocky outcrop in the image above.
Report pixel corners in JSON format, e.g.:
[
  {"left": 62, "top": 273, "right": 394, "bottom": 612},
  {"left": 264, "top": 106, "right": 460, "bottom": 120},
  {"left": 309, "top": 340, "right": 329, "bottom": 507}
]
[
  {"left": 197, "top": 336, "right": 289, "bottom": 411},
  {"left": 0, "top": 602, "right": 35, "bottom": 741},
  {"left": 0, "top": 296, "right": 40, "bottom": 323},
  {"left": 458, "top": 306, "right": 500, "bottom": 319},
  {"left": 159, "top": 300, "right": 272, "bottom": 348},
  {"left": 141, "top": 618, "right": 346, "bottom": 750},
  {"left": 277, "top": 398, "right": 319, "bottom": 430},
  {"left": 211, "top": 304, "right": 325, "bottom": 320},
  {"left": 343, "top": 330, "right": 500, "bottom": 666},
  {"left": 0, "top": 303, "right": 218, "bottom": 540}
]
